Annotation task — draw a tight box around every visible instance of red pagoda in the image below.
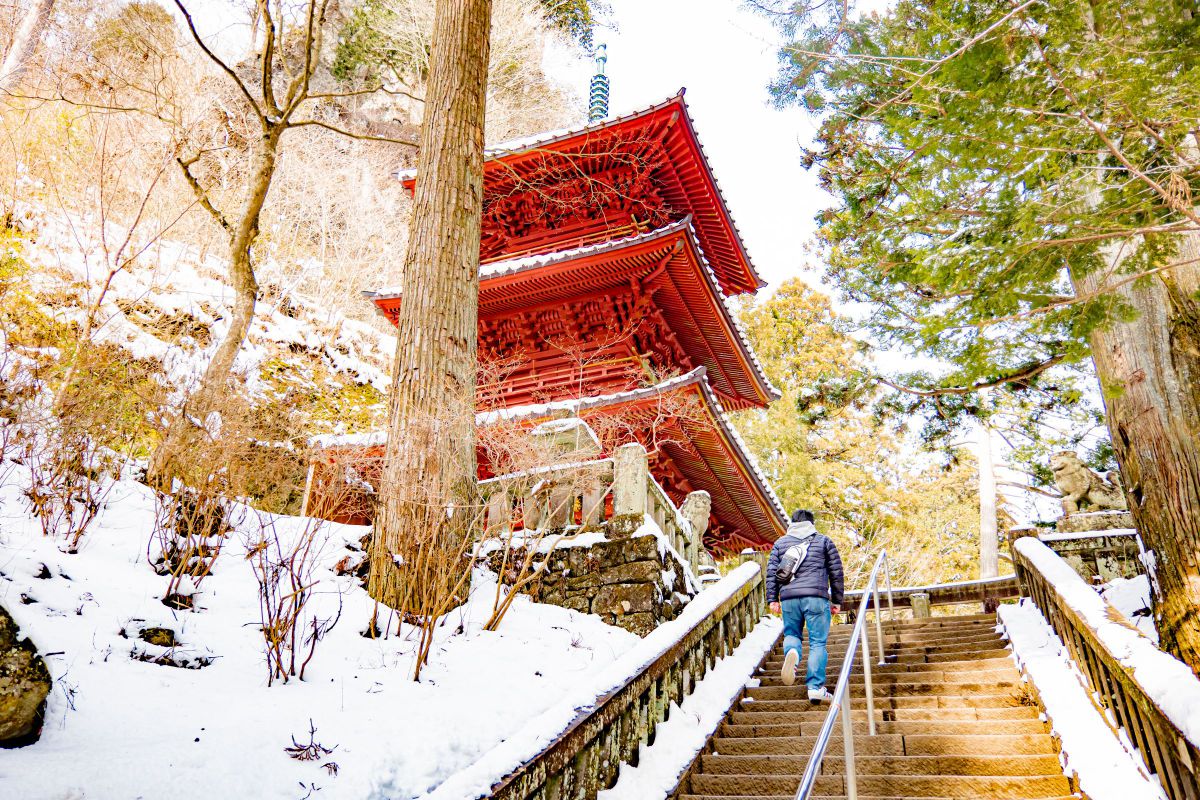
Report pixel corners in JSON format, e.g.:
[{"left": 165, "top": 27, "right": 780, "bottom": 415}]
[{"left": 312, "top": 89, "right": 787, "bottom": 554}]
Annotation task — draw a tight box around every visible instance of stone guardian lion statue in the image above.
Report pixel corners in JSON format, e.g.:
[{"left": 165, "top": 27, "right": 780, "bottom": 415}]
[{"left": 1050, "top": 451, "right": 1127, "bottom": 515}]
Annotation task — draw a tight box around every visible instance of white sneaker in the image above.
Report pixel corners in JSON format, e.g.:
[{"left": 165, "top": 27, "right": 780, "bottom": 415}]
[
  {"left": 781, "top": 649, "right": 799, "bottom": 686},
  {"left": 807, "top": 686, "right": 830, "bottom": 704}
]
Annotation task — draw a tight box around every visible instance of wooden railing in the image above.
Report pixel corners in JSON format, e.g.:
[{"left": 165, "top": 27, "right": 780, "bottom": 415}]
[
  {"left": 1013, "top": 540, "right": 1200, "bottom": 800},
  {"left": 485, "top": 561, "right": 766, "bottom": 800},
  {"left": 480, "top": 442, "right": 712, "bottom": 574}
]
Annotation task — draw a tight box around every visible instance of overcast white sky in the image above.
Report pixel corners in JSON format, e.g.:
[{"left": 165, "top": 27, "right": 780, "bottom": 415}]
[{"left": 555, "top": 0, "right": 830, "bottom": 294}]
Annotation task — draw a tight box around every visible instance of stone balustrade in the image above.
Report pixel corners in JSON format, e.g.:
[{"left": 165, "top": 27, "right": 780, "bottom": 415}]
[
  {"left": 479, "top": 442, "right": 713, "bottom": 574},
  {"left": 485, "top": 563, "right": 767, "bottom": 800}
]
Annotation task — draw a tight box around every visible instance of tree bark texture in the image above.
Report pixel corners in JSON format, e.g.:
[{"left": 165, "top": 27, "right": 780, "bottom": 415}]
[
  {"left": 0, "top": 0, "right": 55, "bottom": 94},
  {"left": 367, "top": 0, "right": 491, "bottom": 609},
  {"left": 147, "top": 129, "right": 280, "bottom": 487},
  {"left": 1077, "top": 232, "right": 1200, "bottom": 673}
]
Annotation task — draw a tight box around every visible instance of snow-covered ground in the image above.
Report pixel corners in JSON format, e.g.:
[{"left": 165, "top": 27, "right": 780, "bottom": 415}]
[
  {"left": 999, "top": 600, "right": 1167, "bottom": 800},
  {"left": 0, "top": 462, "right": 643, "bottom": 800},
  {"left": 1101, "top": 574, "right": 1157, "bottom": 643}
]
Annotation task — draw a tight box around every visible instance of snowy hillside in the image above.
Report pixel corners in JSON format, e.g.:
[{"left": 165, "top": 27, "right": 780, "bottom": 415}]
[
  {"left": 12, "top": 208, "right": 396, "bottom": 445},
  {"left": 0, "top": 461, "right": 641, "bottom": 799}
]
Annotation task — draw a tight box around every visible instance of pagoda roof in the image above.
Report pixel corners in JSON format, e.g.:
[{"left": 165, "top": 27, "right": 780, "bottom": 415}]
[
  {"left": 368, "top": 219, "right": 780, "bottom": 410},
  {"left": 491, "top": 367, "right": 788, "bottom": 551},
  {"left": 396, "top": 91, "right": 765, "bottom": 296},
  {"left": 311, "top": 368, "right": 787, "bottom": 552}
]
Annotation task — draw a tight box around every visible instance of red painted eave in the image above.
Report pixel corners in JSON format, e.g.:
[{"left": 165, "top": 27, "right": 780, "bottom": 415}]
[{"left": 395, "top": 91, "right": 765, "bottom": 296}]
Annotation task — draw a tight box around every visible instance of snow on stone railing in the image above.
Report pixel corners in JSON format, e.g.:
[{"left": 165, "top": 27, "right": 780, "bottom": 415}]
[
  {"left": 1013, "top": 537, "right": 1200, "bottom": 800},
  {"left": 480, "top": 442, "right": 713, "bottom": 575},
  {"left": 425, "top": 560, "right": 768, "bottom": 800}
]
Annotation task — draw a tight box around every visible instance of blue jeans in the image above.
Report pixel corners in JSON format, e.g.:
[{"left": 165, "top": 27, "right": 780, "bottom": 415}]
[{"left": 782, "top": 596, "right": 830, "bottom": 690}]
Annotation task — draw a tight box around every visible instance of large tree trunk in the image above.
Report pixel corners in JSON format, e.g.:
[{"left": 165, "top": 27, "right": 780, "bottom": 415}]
[
  {"left": 1076, "top": 233, "right": 1200, "bottom": 672},
  {"left": 147, "top": 129, "right": 280, "bottom": 487},
  {"left": 367, "top": 0, "right": 491, "bottom": 610},
  {"left": 0, "top": 0, "right": 55, "bottom": 94}
]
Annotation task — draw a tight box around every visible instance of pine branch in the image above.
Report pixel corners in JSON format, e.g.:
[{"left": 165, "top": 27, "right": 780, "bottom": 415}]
[{"left": 877, "top": 355, "right": 1067, "bottom": 398}]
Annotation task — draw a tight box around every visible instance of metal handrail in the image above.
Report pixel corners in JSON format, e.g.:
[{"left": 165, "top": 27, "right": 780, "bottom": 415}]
[{"left": 793, "top": 551, "right": 895, "bottom": 800}]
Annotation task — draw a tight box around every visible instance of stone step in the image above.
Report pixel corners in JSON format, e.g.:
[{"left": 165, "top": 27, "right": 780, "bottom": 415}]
[
  {"left": 700, "top": 753, "right": 1063, "bottom": 777},
  {"left": 723, "top": 714, "right": 1046, "bottom": 735},
  {"left": 746, "top": 681, "right": 1022, "bottom": 701},
  {"left": 754, "top": 668, "right": 1017, "bottom": 687},
  {"left": 736, "top": 699, "right": 1036, "bottom": 718},
  {"left": 772, "top": 630, "right": 1004, "bottom": 649},
  {"left": 687, "top": 773, "right": 1071, "bottom": 798},
  {"left": 758, "top": 656, "right": 1014, "bottom": 674},
  {"left": 764, "top": 647, "right": 1014, "bottom": 667},
  {"left": 708, "top": 733, "right": 1056, "bottom": 757}
]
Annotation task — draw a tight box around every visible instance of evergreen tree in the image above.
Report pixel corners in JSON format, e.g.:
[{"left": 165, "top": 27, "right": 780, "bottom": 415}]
[{"left": 754, "top": 0, "right": 1200, "bottom": 667}]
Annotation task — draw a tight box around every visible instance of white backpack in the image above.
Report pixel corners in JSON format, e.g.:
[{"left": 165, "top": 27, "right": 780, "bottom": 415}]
[{"left": 775, "top": 540, "right": 812, "bottom": 585}]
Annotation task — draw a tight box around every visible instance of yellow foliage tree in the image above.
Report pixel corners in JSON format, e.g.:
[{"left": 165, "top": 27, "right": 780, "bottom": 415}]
[{"left": 734, "top": 279, "right": 984, "bottom": 586}]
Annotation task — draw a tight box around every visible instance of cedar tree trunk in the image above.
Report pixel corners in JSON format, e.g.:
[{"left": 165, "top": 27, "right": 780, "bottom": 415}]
[
  {"left": 367, "top": 0, "right": 491, "bottom": 609},
  {"left": 1076, "top": 232, "right": 1200, "bottom": 673}
]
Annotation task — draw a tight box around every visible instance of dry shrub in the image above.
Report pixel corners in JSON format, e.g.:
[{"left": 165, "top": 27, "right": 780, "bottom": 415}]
[
  {"left": 150, "top": 488, "right": 236, "bottom": 609},
  {"left": 244, "top": 511, "right": 342, "bottom": 686},
  {"left": 145, "top": 382, "right": 308, "bottom": 602}
]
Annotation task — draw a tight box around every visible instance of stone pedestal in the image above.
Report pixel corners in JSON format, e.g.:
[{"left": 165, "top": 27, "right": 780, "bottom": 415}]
[{"left": 1009, "top": 511, "right": 1143, "bottom": 586}]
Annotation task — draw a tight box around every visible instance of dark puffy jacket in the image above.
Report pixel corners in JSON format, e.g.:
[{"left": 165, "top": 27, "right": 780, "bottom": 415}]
[{"left": 765, "top": 530, "right": 845, "bottom": 606}]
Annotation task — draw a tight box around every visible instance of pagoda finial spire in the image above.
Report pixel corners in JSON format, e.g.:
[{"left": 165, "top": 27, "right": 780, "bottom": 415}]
[{"left": 588, "top": 44, "right": 609, "bottom": 122}]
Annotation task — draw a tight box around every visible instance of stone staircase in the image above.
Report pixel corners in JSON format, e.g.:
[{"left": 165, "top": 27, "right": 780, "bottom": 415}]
[{"left": 676, "top": 613, "right": 1075, "bottom": 800}]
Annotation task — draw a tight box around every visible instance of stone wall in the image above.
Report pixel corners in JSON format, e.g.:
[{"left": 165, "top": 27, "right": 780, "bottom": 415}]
[
  {"left": 486, "top": 517, "right": 695, "bottom": 637},
  {"left": 1011, "top": 511, "right": 1142, "bottom": 586}
]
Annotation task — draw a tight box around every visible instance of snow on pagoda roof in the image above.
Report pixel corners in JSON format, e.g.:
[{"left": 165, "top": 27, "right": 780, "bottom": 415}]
[
  {"left": 310, "top": 369, "right": 708, "bottom": 449},
  {"left": 310, "top": 368, "right": 787, "bottom": 546},
  {"left": 366, "top": 218, "right": 781, "bottom": 409},
  {"left": 393, "top": 90, "right": 764, "bottom": 295},
  {"left": 487, "top": 366, "right": 788, "bottom": 536}
]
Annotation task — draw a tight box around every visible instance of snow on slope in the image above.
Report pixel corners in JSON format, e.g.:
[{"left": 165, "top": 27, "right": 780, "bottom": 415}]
[
  {"left": 1101, "top": 574, "right": 1158, "bottom": 644},
  {"left": 18, "top": 211, "right": 395, "bottom": 431},
  {"left": 0, "top": 462, "right": 640, "bottom": 800}
]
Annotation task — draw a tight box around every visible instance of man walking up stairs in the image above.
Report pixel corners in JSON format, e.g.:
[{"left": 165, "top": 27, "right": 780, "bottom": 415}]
[{"left": 675, "top": 612, "right": 1075, "bottom": 799}]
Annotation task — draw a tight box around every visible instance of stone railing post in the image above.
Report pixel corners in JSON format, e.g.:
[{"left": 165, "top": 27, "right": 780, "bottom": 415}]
[
  {"left": 679, "top": 491, "right": 712, "bottom": 572},
  {"left": 548, "top": 483, "right": 574, "bottom": 528},
  {"left": 911, "top": 592, "right": 931, "bottom": 618},
  {"left": 486, "top": 488, "right": 511, "bottom": 536},
  {"left": 581, "top": 474, "right": 607, "bottom": 527},
  {"left": 612, "top": 443, "right": 648, "bottom": 517}
]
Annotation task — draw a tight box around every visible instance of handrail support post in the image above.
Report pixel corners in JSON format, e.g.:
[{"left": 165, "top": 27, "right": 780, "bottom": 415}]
[
  {"left": 841, "top": 698, "right": 858, "bottom": 800},
  {"left": 873, "top": 582, "right": 886, "bottom": 667},
  {"left": 860, "top": 621, "right": 877, "bottom": 736}
]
